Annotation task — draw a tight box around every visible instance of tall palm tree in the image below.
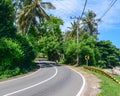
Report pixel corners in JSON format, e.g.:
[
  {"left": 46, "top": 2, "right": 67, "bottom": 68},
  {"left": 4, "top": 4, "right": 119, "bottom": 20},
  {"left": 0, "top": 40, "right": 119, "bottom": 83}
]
[
  {"left": 67, "top": 20, "right": 83, "bottom": 38},
  {"left": 82, "top": 10, "right": 100, "bottom": 36},
  {"left": 68, "top": 20, "right": 77, "bottom": 38},
  {"left": 17, "top": 0, "right": 49, "bottom": 35}
]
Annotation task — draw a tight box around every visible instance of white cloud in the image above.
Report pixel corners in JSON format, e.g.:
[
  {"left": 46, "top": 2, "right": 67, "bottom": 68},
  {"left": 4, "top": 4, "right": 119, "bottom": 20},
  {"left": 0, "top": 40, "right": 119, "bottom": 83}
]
[
  {"left": 44, "top": 0, "right": 120, "bottom": 32},
  {"left": 92, "top": 0, "right": 120, "bottom": 31}
]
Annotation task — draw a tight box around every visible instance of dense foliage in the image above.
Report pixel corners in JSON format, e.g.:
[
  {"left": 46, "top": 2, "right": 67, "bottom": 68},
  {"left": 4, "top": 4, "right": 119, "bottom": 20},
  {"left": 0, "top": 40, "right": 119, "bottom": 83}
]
[
  {"left": 62, "top": 11, "right": 120, "bottom": 67},
  {"left": 96, "top": 40, "right": 120, "bottom": 68},
  {"left": 29, "top": 15, "right": 64, "bottom": 61},
  {"left": 0, "top": 38, "right": 23, "bottom": 72},
  {"left": 0, "top": 0, "right": 16, "bottom": 37},
  {"left": 63, "top": 33, "right": 97, "bottom": 66},
  {"left": 63, "top": 31, "right": 120, "bottom": 67},
  {"left": 0, "top": 0, "right": 36, "bottom": 78}
]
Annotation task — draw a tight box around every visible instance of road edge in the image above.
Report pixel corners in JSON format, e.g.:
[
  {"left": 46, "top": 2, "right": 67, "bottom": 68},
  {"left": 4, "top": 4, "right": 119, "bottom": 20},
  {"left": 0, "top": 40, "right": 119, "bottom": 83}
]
[{"left": 67, "top": 66, "right": 86, "bottom": 96}]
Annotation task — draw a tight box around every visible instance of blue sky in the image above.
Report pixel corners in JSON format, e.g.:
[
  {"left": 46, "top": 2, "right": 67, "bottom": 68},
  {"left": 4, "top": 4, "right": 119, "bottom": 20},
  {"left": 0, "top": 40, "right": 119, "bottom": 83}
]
[{"left": 43, "top": 0, "right": 120, "bottom": 48}]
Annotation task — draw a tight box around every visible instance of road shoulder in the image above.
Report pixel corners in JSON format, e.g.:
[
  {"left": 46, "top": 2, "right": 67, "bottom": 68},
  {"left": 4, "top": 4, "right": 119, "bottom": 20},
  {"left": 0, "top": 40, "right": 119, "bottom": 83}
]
[{"left": 68, "top": 65, "right": 101, "bottom": 96}]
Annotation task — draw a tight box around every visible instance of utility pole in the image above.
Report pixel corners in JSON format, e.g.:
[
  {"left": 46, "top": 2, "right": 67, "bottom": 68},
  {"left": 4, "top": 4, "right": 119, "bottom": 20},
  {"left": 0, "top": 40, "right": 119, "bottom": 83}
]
[
  {"left": 76, "top": 17, "right": 80, "bottom": 65},
  {"left": 70, "top": 0, "right": 88, "bottom": 65},
  {"left": 70, "top": 16, "right": 80, "bottom": 65}
]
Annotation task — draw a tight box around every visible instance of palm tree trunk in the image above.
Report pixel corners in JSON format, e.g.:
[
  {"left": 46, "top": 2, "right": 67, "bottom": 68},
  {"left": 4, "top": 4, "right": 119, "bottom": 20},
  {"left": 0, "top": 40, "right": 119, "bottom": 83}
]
[
  {"left": 76, "top": 20, "right": 79, "bottom": 65},
  {"left": 25, "top": 19, "right": 32, "bottom": 36}
]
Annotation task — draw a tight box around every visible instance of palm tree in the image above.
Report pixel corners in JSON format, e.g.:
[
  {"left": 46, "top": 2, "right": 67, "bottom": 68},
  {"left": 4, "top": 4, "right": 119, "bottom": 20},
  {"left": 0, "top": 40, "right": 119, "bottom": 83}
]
[
  {"left": 67, "top": 20, "right": 83, "bottom": 39},
  {"left": 82, "top": 10, "right": 100, "bottom": 36},
  {"left": 17, "top": 0, "right": 49, "bottom": 35},
  {"left": 68, "top": 20, "right": 77, "bottom": 38}
]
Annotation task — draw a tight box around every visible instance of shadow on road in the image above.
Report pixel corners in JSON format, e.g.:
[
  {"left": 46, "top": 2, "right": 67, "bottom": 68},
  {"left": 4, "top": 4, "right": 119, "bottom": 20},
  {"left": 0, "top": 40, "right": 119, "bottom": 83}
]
[{"left": 35, "top": 58, "right": 62, "bottom": 68}]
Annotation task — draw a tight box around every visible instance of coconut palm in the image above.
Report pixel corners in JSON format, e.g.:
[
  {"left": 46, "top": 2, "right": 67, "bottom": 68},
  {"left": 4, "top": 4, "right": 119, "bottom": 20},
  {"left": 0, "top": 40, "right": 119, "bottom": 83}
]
[
  {"left": 68, "top": 20, "right": 77, "bottom": 37},
  {"left": 17, "top": 0, "right": 49, "bottom": 35},
  {"left": 82, "top": 10, "right": 100, "bottom": 36},
  {"left": 67, "top": 20, "right": 83, "bottom": 39}
]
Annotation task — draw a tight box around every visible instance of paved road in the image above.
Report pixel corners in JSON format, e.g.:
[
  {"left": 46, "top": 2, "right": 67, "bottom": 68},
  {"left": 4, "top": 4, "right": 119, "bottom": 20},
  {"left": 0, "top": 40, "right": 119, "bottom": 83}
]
[{"left": 0, "top": 61, "right": 85, "bottom": 96}]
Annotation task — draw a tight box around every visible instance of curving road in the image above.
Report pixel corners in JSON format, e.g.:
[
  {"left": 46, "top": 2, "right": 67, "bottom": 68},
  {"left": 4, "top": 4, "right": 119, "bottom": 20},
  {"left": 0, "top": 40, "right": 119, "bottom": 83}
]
[{"left": 0, "top": 61, "right": 85, "bottom": 96}]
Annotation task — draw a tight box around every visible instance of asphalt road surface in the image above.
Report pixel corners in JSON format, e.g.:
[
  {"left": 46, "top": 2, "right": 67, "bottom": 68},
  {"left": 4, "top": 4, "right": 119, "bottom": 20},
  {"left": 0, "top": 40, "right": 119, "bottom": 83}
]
[{"left": 0, "top": 61, "right": 85, "bottom": 96}]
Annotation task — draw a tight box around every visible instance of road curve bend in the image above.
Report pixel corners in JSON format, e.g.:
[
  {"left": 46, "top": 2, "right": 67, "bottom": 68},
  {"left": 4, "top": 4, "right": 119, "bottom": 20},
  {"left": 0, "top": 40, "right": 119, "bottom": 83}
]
[{"left": 0, "top": 61, "right": 86, "bottom": 96}]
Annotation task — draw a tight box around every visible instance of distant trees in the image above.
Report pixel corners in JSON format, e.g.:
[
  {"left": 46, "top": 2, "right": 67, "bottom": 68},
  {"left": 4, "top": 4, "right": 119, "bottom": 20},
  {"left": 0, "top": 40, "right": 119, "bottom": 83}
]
[
  {"left": 63, "top": 33, "right": 97, "bottom": 66},
  {"left": 63, "top": 10, "right": 120, "bottom": 67},
  {"left": 36, "top": 15, "right": 64, "bottom": 61},
  {"left": 96, "top": 40, "right": 120, "bottom": 68},
  {"left": 66, "top": 10, "right": 100, "bottom": 40},
  {"left": 63, "top": 32, "right": 120, "bottom": 68}
]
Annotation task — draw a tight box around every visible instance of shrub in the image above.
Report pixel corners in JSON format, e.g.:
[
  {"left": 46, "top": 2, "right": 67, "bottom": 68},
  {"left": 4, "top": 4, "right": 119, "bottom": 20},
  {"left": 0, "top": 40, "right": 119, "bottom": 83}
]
[
  {"left": 4, "top": 67, "right": 20, "bottom": 76},
  {"left": 0, "top": 37, "right": 24, "bottom": 71},
  {"left": 14, "top": 35, "right": 36, "bottom": 69}
]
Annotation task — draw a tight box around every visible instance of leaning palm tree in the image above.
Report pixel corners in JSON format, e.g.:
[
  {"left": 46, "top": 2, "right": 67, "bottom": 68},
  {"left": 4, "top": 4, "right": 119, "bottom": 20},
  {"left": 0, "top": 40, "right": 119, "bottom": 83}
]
[
  {"left": 82, "top": 10, "right": 100, "bottom": 36},
  {"left": 17, "top": 0, "right": 50, "bottom": 35}
]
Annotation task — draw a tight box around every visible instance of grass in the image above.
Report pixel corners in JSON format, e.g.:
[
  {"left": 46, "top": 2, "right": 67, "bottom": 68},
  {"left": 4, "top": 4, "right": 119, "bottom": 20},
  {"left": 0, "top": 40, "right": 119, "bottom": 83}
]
[
  {"left": 0, "top": 64, "right": 38, "bottom": 79},
  {"left": 87, "top": 70, "right": 120, "bottom": 96}
]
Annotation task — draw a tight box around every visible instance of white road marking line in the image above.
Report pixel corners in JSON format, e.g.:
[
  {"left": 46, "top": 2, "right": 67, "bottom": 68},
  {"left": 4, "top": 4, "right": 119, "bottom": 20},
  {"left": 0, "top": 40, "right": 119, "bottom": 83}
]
[
  {"left": 67, "top": 66, "right": 86, "bottom": 96},
  {"left": 3, "top": 65, "right": 58, "bottom": 96}
]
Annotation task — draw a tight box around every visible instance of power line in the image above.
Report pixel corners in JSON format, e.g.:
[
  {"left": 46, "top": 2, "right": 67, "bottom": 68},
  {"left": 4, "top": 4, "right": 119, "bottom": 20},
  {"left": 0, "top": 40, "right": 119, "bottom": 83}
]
[
  {"left": 50, "top": 0, "right": 80, "bottom": 19},
  {"left": 79, "top": 0, "right": 88, "bottom": 20},
  {"left": 70, "top": 0, "right": 88, "bottom": 20},
  {"left": 47, "top": 0, "right": 88, "bottom": 32},
  {"left": 100, "top": 0, "right": 117, "bottom": 20},
  {"left": 109, "top": 0, "right": 116, "bottom": 6}
]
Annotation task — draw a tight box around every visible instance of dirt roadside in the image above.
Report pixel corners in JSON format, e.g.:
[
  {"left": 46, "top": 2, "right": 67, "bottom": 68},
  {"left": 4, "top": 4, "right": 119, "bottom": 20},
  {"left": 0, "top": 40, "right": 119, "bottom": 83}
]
[{"left": 68, "top": 65, "right": 101, "bottom": 96}]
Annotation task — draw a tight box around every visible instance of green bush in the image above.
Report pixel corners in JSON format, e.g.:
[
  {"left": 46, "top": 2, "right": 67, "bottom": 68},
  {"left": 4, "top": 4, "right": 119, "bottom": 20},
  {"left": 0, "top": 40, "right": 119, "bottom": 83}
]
[
  {"left": 0, "top": 67, "right": 20, "bottom": 78},
  {"left": 79, "top": 46, "right": 96, "bottom": 66},
  {"left": 0, "top": 37, "right": 24, "bottom": 71},
  {"left": 4, "top": 67, "right": 20, "bottom": 76},
  {"left": 14, "top": 35, "right": 36, "bottom": 69},
  {"left": 0, "top": 35, "right": 36, "bottom": 78},
  {"left": 98, "top": 60, "right": 107, "bottom": 68},
  {"left": 63, "top": 39, "right": 77, "bottom": 64}
]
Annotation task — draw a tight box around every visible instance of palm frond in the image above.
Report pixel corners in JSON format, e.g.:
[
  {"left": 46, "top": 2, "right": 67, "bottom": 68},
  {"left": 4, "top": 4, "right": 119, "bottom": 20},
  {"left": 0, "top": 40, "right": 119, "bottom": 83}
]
[{"left": 17, "top": 0, "right": 49, "bottom": 35}]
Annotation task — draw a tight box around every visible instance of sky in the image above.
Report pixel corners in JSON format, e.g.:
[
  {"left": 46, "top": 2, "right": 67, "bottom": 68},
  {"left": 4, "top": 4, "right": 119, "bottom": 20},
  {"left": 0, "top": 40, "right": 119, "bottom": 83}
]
[{"left": 43, "top": 0, "right": 120, "bottom": 48}]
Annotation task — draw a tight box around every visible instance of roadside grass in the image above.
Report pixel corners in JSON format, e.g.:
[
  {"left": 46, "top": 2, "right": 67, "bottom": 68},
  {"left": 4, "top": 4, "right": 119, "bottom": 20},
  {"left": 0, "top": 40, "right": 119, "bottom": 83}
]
[
  {"left": 85, "top": 69, "right": 120, "bottom": 96},
  {"left": 0, "top": 71, "right": 30, "bottom": 79},
  {"left": 0, "top": 64, "right": 39, "bottom": 79}
]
